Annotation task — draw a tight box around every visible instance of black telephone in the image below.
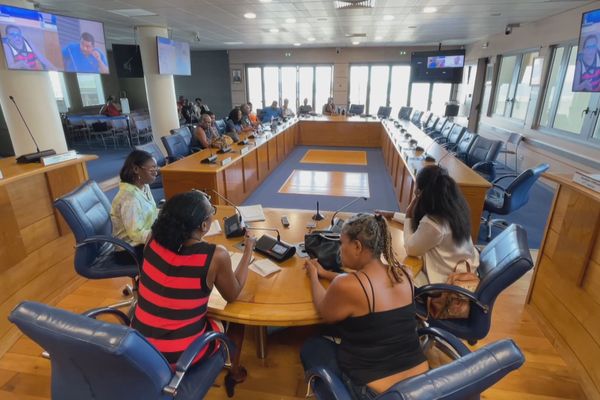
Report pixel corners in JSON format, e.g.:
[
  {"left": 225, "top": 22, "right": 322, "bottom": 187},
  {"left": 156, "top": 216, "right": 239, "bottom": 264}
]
[{"left": 254, "top": 234, "right": 296, "bottom": 262}]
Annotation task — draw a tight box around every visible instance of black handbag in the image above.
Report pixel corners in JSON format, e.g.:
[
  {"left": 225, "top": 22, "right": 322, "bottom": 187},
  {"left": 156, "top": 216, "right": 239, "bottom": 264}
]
[{"left": 304, "top": 230, "right": 342, "bottom": 272}]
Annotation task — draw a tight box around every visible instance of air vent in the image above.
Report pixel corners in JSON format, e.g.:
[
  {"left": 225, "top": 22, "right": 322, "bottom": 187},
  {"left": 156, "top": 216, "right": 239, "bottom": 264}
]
[
  {"left": 344, "top": 33, "right": 367, "bottom": 38},
  {"left": 108, "top": 9, "right": 157, "bottom": 17},
  {"left": 334, "top": 1, "right": 375, "bottom": 10}
]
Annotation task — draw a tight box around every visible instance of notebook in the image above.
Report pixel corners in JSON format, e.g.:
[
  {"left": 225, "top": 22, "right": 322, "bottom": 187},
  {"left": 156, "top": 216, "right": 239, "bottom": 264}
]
[{"left": 250, "top": 258, "right": 282, "bottom": 277}]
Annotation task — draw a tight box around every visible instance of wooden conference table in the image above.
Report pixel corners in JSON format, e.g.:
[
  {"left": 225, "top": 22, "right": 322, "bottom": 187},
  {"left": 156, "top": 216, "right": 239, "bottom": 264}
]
[
  {"left": 206, "top": 205, "right": 422, "bottom": 358},
  {"left": 161, "top": 115, "right": 491, "bottom": 241}
]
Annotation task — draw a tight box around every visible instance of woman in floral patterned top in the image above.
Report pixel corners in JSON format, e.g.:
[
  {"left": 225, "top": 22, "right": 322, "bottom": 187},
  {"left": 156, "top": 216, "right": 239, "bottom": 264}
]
[{"left": 111, "top": 150, "right": 159, "bottom": 264}]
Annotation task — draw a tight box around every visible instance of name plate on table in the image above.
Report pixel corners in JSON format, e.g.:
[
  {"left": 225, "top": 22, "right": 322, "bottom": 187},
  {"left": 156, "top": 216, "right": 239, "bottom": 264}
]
[
  {"left": 240, "top": 146, "right": 250, "bottom": 156},
  {"left": 221, "top": 157, "right": 232, "bottom": 166},
  {"left": 41, "top": 150, "right": 78, "bottom": 166},
  {"left": 264, "top": 133, "right": 272, "bottom": 139}
]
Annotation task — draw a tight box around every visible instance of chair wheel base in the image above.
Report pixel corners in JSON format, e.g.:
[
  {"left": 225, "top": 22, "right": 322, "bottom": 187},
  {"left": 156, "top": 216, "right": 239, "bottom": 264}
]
[
  {"left": 121, "top": 284, "right": 133, "bottom": 297},
  {"left": 224, "top": 366, "right": 247, "bottom": 398},
  {"left": 468, "top": 339, "right": 478, "bottom": 345}
]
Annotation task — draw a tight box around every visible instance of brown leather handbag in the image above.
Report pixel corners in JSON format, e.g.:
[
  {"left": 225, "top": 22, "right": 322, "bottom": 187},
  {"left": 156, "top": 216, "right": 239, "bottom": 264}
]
[{"left": 427, "top": 260, "right": 479, "bottom": 319}]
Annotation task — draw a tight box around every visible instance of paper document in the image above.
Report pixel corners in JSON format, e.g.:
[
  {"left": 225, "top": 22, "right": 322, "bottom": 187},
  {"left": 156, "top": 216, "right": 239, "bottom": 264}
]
[
  {"left": 204, "top": 220, "right": 222, "bottom": 237},
  {"left": 238, "top": 204, "right": 266, "bottom": 222},
  {"left": 250, "top": 258, "right": 282, "bottom": 277},
  {"left": 208, "top": 252, "right": 243, "bottom": 310}
]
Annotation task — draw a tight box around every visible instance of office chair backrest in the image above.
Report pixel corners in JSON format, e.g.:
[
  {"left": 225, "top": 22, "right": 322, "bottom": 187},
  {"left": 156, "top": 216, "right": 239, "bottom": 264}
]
[
  {"left": 349, "top": 104, "right": 365, "bottom": 115},
  {"left": 447, "top": 124, "right": 466, "bottom": 145},
  {"left": 434, "top": 117, "right": 447, "bottom": 132},
  {"left": 467, "top": 136, "right": 502, "bottom": 166},
  {"left": 426, "top": 116, "right": 439, "bottom": 130},
  {"left": 161, "top": 133, "right": 190, "bottom": 161},
  {"left": 398, "top": 106, "right": 413, "bottom": 120},
  {"left": 377, "top": 106, "right": 392, "bottom": 119},
  {"left": 9, "top": 301, "right": 173, "bottom": 400},
  {"left": 421, "top": 112, "right": 433, "bottom": 127},
  {"left": 135, "top": 142, "right": 166, "bottom": 167},
  {"left": 170, "top": 126, "right": 192, "bottom": 146},
  {"left": 54, "top": 180, "right": 112, "bottom": 270},
  {"left": 411, "top": 110, "right": 423, "bottom": 125},
  {"left": 456, "top": 130, "right": 477, "bottom": 157},
  {"left": 215, "top": 119, "right": 226, "bottom": 134},
  {"left": 440, "top": 122, "right": 454, "bottom": 140},
  {"left": 502, "top": 163, "right": 550, "bottom": 213}
]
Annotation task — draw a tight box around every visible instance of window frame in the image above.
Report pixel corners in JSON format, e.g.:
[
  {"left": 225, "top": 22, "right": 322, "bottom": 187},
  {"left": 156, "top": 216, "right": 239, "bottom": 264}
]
[{"left": 76, "top": 73, "right": 105, "bottom": 107}]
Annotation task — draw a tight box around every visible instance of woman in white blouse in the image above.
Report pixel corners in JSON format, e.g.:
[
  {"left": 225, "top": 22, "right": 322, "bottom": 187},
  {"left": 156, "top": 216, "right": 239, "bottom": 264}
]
[
  {"left": 111, "top": 150, "right": 159, "bottom": 264},
  {"left": 378, "top": 165, "right": 478, "bottom": 285}
]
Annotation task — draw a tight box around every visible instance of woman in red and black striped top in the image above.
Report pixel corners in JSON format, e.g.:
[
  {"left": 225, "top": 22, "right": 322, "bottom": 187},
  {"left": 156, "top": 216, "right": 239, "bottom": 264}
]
[{"left": 131, "top": 190, "right": 256, "bottom": 366}]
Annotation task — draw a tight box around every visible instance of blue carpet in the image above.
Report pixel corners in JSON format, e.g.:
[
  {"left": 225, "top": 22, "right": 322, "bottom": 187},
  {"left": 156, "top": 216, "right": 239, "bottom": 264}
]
[
  {"left": 243, "top": 146, "right": 400, "bottom": 213},
  {"left": 72, "top": 144, "right": 132, "bottom": 183}
]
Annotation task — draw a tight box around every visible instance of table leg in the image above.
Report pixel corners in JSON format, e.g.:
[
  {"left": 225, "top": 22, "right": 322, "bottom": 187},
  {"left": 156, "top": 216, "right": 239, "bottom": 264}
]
[{"left": 256, "top": 326, "right": 267, "bottom": 359}]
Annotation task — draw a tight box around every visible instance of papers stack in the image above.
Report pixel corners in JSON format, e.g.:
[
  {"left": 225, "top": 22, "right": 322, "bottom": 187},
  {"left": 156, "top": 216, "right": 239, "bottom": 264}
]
[
  {"left": 238, "top": 204, "right": 266, "bottom": 222},
  {"left": 250, "top": 258, "right": 282, "bottom": 277}
]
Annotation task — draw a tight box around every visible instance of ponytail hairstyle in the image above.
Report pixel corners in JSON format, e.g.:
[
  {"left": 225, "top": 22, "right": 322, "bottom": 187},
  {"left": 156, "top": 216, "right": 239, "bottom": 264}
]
[
  {"left": 120, "top": 150, "right": 153, "bottom": 185},
  {"left": 342, "top": 213, "right": 407, "bottom": 284},
  {"left": 151, "top": 191, "right": 213, "bottom": 252},
  {"left": 411, "top": 165, "right": 471, "bottom": 245}
]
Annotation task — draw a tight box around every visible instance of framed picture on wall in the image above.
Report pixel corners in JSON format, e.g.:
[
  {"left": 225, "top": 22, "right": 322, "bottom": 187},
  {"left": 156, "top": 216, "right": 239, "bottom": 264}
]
[
  {"left": 232, "top": 69, "right": 242, "bottom": 83},
  {"left": 530, "top": 57, "right": 544, "bottom": 86}
]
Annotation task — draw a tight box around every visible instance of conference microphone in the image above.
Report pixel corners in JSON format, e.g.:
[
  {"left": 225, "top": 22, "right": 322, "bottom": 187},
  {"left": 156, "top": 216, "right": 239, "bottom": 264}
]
[
  {"left": 245, "top": 226, "right": 296, "bottom": 262},
  {"left": 211, "top": 190, "right": 245, "bottom": 238},
  {"left": 437, "top": 151, "right": 457, "bottom": 166},
  {"left": 312, "top": 201, "right": 325, "bottom": 221},
  {"left": 329, "top": 196, "right": 369, "bottom": 233},
  {"left": 10, "top": 95, "right": 56, "bottom": 163},
  {"left": 201, "top": 145, "right": 217, "bottom": 164}
]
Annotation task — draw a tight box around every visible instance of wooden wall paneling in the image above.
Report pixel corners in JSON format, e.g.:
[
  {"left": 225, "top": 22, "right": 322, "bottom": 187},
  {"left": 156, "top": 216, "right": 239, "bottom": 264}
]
[
  {"left": 162, "top": 171, "right": 219, "bottom": 200},
  {"left": 399, "top": 169, "right": 414, "bottom": 211},
  {"left": 45, "top": 163, "right": 88, "bottom": 235},
  {"left": 0, "top": 186, "right": 26, "bottom": 271},
  {"left": 391, "top": 151, "right": 399, "bottom": 191},
  {"left": 267, "top": 139, "right": 278, "bottom": 171},
  {"left": 459, "top": 186, "right": 490, "bottom": 241},
  {"left": 19, "top": 215, "right": 60, "bottom": 255},
  {"left": 276, "top": 133, "right": 285, "bottom": 162},
  {"left": 6, "top": 174, "right": 54, "bottom": 230},
  {"left": 394, "top": 154, "right": 404, "bottom": 199},
  {"left": 257, "top": 145, "right": 269, "bottom": 182},
  {"left": 223, "top": 158, "right": 246, "bottom": 205},
  {"left": 242, "top": 149, "right": 259, "bottom": 195},
  {"left": 298, "top": 121, "right": 382, "bottom": 147}
]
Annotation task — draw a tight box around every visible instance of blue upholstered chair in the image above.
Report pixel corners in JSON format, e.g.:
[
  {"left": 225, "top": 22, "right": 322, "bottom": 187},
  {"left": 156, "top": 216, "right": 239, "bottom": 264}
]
[
  {"left": 161, "top": 133, "right": 191, "bottom": 163},
  {"left": 440, "top": 124, "right": 467, "bottom": 150},
  {"left": 415, "top": 224, "right": 534, "bottom": 344},
  {"left": 54, "top": 180, "right": 139, "bottom": 311},
  {"left": 455, "top": 130, "right": 478, "bottom": 161},
  {"left": 9, "top": 301, "right": 232, "bottom": 400},
  {"left": 431, "top": 122, "right": 454, "bottom": 142},
  {"left": 171, "top": 126, "right": 202, "bottom": 153},
  {"left": 411, "top": 110, "right": 423, "bottom": 126},
  {"left": 215, "top": 119, "right": 227, "bottom": 134},
  {"left": 482, "top": 163, "right": 550, "bottom": 240},
  {"left": 423, "top": 115, "right": 439, "bottom": 132},
  {"left": 303, "top": 327, "right": 525, "bottom": 400},
  {"left": 425, "top": 116, "right": 447, "bottom": 135},
  {"left": 135, "top": 141, "right": 167, "bottom": 189},
  {"left": 377, "top": 106, "right": 392, "bottom": 119},
  {"left": 464, "top": 136, "right": 503, "bottom": 181},
  {"left": 398, "top": 106, "right": 413, "bottom": 120},
  {"left": 349, "top": 104, "right": 365, "bottom": 116}
]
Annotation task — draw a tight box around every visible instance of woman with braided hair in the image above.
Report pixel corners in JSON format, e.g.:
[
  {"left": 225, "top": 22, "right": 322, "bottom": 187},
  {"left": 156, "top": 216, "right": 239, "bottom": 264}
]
[{"left": 301, "top": 213, "right": 428, "bottom": 399}]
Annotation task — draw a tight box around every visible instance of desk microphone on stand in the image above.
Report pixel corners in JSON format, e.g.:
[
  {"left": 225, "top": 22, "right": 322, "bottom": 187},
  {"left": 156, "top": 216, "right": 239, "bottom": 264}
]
[
  {"left": 329, "top": 196, "right": 369, "bottom": 233},
  {"left": 312, "top": 201, "right": 325, "bottom": 221},
  {"left": 201, "top": 146, "right": 217, "bottom": 164},
  {"left": 245, "top": 226, "right": 296, "bottom": 262},
  {"left": 10, "top": 96, "right": 56, "bottom": 163},
  {"left": 211, "top": 190, "right": 245, "bottom": 237}
]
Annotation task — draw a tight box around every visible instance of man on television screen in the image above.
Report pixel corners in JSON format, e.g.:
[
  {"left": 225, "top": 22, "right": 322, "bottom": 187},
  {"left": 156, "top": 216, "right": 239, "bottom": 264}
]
[
  {"left": 573, "top": 34, "right": 600, "bottom": 92},
  {"left": 2, "top": 25, "right": 55, "bottom": 71},
  {"left": 62, "top": 32, "right": 108, "bottom": 73}
]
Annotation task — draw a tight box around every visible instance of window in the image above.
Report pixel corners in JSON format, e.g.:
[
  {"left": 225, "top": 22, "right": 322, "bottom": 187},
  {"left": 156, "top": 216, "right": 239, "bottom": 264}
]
[
  {"left": 481, "top": 63, "right": 494, "bottom": 116},
  {"left": 368, "top": 65, "right": 390, "bottom": 115},
  {"left": 430, "top": 83, "right": 452, "bottom": 116},
  {"left": 246, "top": 65, "right": 333, "bottom": 113},
  {"left": 540, "top": 43, "right": 600, "bottom": 144},
  {"left": 389, "top": 66, "right": 410, "bottom": 117},
  {"left": 349, "top": 65, "right": 369, "bottom": 108},
  {"left": 410, "top": 82, "right": 430, "bottom": 111},
  {"left": 457, "top": 64, "right": 478, "bottom": 117},
  {"left": 76, "top": 73, "right": 104, "bottom": 107},
  {"left": 49, "top": 71, "right": 70, "bottom": 112},
  {"left": 493, "top": 51, "right": 539, "bottom": 121}
]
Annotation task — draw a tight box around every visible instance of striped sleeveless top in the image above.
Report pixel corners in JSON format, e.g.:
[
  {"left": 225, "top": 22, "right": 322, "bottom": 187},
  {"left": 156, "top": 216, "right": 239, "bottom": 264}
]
[{"left": 132, "top": 239, "right": 220, "bottom": 366}]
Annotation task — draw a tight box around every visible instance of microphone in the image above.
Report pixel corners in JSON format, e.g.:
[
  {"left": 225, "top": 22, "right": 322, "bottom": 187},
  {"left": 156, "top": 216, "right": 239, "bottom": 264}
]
[
  {"left": 245, "top": 226, "right": 296, "bottom": 262},
  {"left": 211, "top": 190, "right": 246, "bottom": 237},
  {"left": 437, "top": 151, "right": 456, "bottom": 166},
  {"left": 329, "top": 196, "right": 368, "bottom": 233},
  {"left": 312, "top": 201, "right": 325, "bottom": 221},
  {"left": 245, "top": 226, "right": 281, "bottom": 242},
  {"left": 420, "top": 140, "right": 438, "bottom": 162},
  {"left": 201, "top": 145, "right": 217, "bottom": 164},
  {"left": 10, "top": 95, "right": 56, "bottom": 163}
]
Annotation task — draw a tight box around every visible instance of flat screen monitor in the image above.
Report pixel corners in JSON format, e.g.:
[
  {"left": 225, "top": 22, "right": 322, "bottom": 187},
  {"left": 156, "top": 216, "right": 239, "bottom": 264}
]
[
  {"left": 156, "top": 36, "right": 191, "bottom": 76},
  {"left": 573, "top": 8, "right": 600, "bottom": 92},
  {"left": 57, "top": 14, "right": 108, "bottom": 74},
  {"left": 112, "top": 44, "right": 143, "bottom": 78},
  {"left": 411, "top": 50, "right": 465, "bottom": 83},
  {"left": 0, "top": 4, "right": 63, "bottom": 71}
]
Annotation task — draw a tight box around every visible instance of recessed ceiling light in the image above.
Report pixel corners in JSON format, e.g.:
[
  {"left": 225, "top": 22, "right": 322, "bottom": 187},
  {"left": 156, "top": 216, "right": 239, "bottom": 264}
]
[
  {"left": 286, "top": 18, "right": 296, "bottom": 23},
  {"left": 383, "top": 15, "right": 394, "bottom": 21},
  {"left": 244, "top": 12, "right": 257, "bottom": 19},
  {"left": 423, "top": 7, "right": 437, "bottom": 13},
  {"left": 308, "top": 37, "right": 316, "bottom": 41},
  {"left": 224, "top": 41, "right": 244, "bottom": 45},
  {"left": 270, "top": 28, "right": 280, "bottom": 33},
  {"left": 317, "top": 17, "right": 328, "bottom": 22},
  {"left": 293, "top": 42, "right": 301, "bottom": 46},
  {"left": 375, "top": 36, "right": 383, "bottom": 40},
  {"left": 491, "top": 12, "right": 501, "bottom": 17},
  {"left": 407, "top": 25, "right": 417, "bottom": 29},
  {"left": 352, "top": 41, "right": 360, "bottom": 45}
]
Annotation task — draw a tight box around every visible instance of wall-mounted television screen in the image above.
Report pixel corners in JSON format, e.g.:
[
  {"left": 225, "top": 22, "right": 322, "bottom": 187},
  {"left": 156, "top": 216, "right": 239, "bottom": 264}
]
[
  {"left": 573, "top": 8, "right": 600, "bottom": 92},
  {"left": 0, "top": 4, "right": 108, "bottom": 74},
  {"left": 411, "top": 50, "right": 465, "bottom": 83},
  {"left": 113, "top": 44, "right": 143, "bottom": 78},
  {"left": 157, "top": 36, "right": 191, "bottom": 76}
]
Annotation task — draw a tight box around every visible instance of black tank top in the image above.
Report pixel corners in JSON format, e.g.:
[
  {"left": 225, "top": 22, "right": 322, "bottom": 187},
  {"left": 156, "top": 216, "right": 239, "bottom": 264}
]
[{"left": 336, "top": 271, "right": 426, "bottom": 385}]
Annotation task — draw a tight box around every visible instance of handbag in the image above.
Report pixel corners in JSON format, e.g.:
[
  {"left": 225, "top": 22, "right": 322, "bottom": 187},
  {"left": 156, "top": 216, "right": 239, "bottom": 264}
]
[
  {"left": 427, "top": 260, "right": 479, "bottom": 319},
  {"left": 211, "top": 135, "right": 233, "bottom": 149},
  {"left": 304, "top": 230, "right": 342, "bottom": 272}
]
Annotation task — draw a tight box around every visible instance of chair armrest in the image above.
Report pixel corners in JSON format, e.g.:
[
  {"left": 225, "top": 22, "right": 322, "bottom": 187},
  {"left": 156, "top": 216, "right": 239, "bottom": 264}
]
[
  {"left": 492, "top": 174, "right": 517, "bottom": 184},
  {"left": 418, "top": 327, "right": 471, "bottom": 357},
  {"left": 415, "top": 284, "right": 490, "bottom": 314},
  {"left": 83, "top": 307, "right": 131, "bottom": 325},
  {"left": 163, "top": 331, "right": 234, "bottom": 397},
  {"left": 471, "top": 160, "right": 495, "bottom": 171},
  {"left": 305, "top": 366, "right": 353, "bottom": 400},
  {"left": 78, "top": 235, "right": 140, "bottom": 267}
]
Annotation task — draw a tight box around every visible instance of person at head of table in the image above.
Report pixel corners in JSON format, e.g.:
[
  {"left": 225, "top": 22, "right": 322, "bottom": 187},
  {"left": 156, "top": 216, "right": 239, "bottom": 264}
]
[
  {"left": 323, "top": 97, "right": 338, "bottom": 115},
  {"left": 111, "top": 150, "right": 159, "bottom": 265},
  {"left": 2, "top": 25, "right": 56, "bottom": 70},
  {"left": 301, "top": 213, "right": 428, "bottom": 398},
  {"left": 193, "top": 113, "right": 221, "bottom": 148},
  {"left": 281, "top": 98, "right": 295, "bottom": 118},
  {"left": 573, "top": 34, "right": 600, "bottom": 92},
  {"left": 62, "top": 32, "right": 108, "bottom": 74},
  {"left": 376, "top": 165, "right": 479, "bottom": 286},
  {"left": 247, "top": 102, "right": 259, "bottom": 125},
  {"left": 240, "top": 103, "right": 258, "bottom": 130},
  {"left": 225, "top": 107, "right": 243, "bottom": 142},
  {"left": 261, "top": 100, "right": 283, "bottom": 123},
  {"left": 298, "top": 98, "right": 313, "bottom": 115},
  {"left": 99, "top": 96, "right": 121, "bottom": 117},
  {"left": 130, "top": 190, "right": 256, "bottom": 369}
]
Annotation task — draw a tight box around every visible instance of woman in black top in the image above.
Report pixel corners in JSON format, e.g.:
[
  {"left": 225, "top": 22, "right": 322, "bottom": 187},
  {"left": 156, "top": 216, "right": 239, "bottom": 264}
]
[
  {"left": 301, "top": 213, "right": 427, "bottom": 399},
  {"left": 224, "top": 108, "right": 242, "bottom": 142}
]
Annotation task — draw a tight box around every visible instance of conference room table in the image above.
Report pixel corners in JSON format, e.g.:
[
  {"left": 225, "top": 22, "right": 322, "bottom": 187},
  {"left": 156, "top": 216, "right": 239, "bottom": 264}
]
[
  {"left": 160, "top": 115, "right": 491, "bottom": 240},
  {"left": 206, "top": 205, "right": 422, "bottom": 359}
]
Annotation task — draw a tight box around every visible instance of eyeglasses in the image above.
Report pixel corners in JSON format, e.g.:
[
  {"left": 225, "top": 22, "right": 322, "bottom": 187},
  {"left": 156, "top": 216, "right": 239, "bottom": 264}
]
[{"left": 141, "top": 165, "right": 159, "bottom": 172}]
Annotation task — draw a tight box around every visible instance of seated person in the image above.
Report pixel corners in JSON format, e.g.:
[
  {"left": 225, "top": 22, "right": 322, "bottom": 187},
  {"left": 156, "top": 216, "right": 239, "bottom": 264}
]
[
  {"left": 323, "top": 97, "right": 338, "bottom": 115},
  {"left": 2, "top": 24, "right": 56, "bottom": 70},
  {"left": 301, "top": 213, "right": 428, "bottom": 399},
  {"left": 193, "top": 113, "right": 221, "bottom": 148},
  {"left": 261, "top": 100, "right": 282, "bottom": 123},
  {"left": 240, "top": 103, "right": 257, "bottom": 131},
  {"left": 225, "top": 108, "right": 243, "bottom": 142},
  {"left": 377, "top": 165, "right": 479, "bottom": 285},
  {"left": 247, "top": 102, "right": 259, "bottom": 125},
  {"left": 110, "top": 150, "right": 159, "bottom": 264},
  {"left": 195, "top": 97, "right": 210, "bottom": 114},
  {"left": 99, "top": 96, "right": 121, "bottom": 117},
  {"left": 298, "top": 98, "right": 313, "bottom": 115},
  {"left": 281, "top": 98, "right": 295, "bottom": 118},
  {"left": 131, "top": 190, "right": 256, "bottom": 368},
  {"left": 62, "top": 32, "right": 108, "bottom": 74}
]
